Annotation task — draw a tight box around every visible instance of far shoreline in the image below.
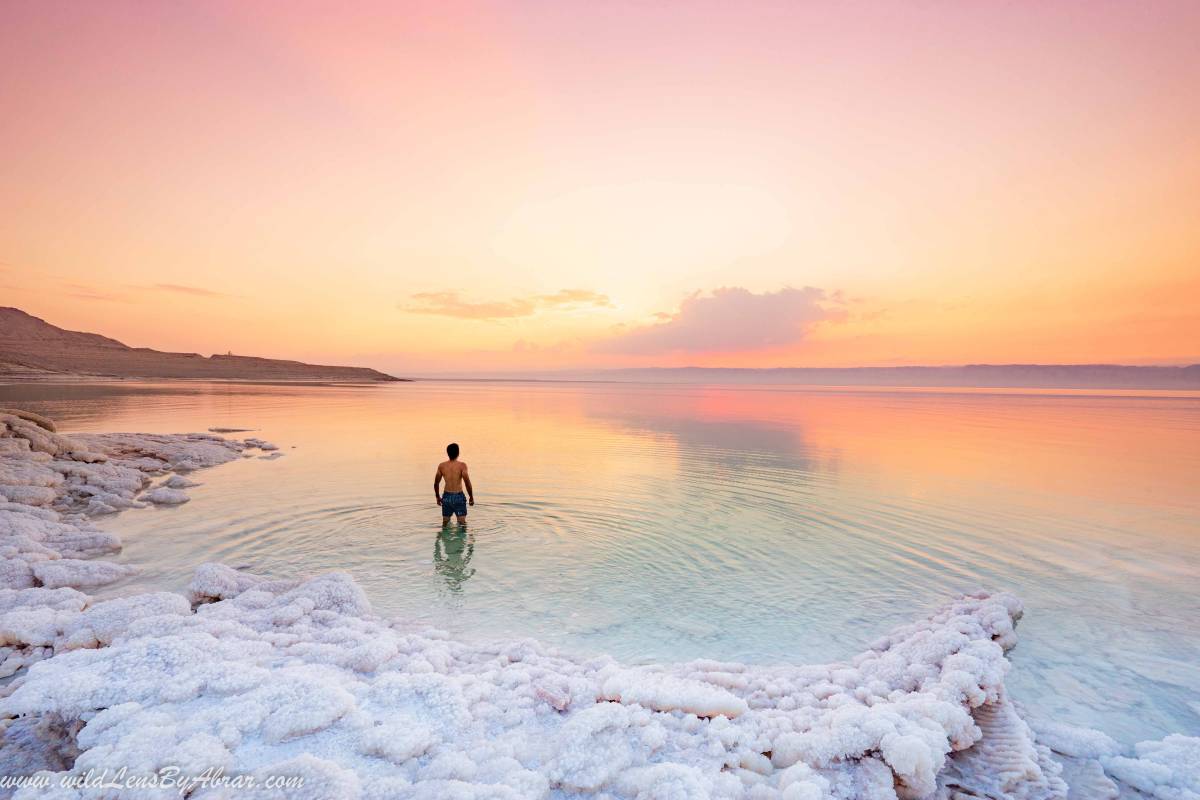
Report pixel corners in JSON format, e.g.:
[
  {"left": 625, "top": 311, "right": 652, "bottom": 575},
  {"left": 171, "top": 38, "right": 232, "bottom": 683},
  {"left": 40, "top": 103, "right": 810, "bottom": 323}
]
[
  {"left": 0, "top": 374, "right": 411, "bottom": 386},
  {"left": 366, "top": 374, "right": 1200, "bottom": 400},
  {"left": 3, "top": 375, "right": 1198, "bottom": 401}
]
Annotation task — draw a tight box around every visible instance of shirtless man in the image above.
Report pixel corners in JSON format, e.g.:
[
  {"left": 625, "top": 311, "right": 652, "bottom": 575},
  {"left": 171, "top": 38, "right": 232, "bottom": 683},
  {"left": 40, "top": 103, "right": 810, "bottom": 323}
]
[{"left": 434, "top": 442, "right": 474, "bottom": 525}]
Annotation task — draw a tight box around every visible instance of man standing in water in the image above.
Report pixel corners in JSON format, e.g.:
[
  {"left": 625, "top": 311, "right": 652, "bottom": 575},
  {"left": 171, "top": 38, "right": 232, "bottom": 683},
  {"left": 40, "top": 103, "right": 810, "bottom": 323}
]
[{"left": 434, "top": 442, "right": 474, "bottom": 525}]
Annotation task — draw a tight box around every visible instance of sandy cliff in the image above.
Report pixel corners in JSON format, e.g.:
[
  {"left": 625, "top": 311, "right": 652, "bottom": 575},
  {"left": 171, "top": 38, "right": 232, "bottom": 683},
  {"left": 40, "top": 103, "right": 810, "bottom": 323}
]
[{"left": 0, "top": 307, "right": 402, "bottom": 382}]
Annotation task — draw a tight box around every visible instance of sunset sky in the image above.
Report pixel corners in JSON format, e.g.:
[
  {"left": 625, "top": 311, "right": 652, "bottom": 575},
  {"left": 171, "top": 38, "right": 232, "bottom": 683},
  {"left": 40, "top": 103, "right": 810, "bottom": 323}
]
[{"left": 3, "top": 1, "right": 1198, "bottom": 375}]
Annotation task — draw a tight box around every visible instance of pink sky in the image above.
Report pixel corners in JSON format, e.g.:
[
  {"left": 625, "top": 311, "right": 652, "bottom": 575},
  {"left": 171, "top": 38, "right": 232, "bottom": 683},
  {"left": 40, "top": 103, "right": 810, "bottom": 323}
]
[{"left": 2, "top": 1, "right": 1198, "bottom": 373}]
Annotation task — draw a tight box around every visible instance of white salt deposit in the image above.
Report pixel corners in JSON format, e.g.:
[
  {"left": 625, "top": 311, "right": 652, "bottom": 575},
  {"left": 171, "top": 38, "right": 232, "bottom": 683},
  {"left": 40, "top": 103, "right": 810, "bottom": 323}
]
[
  {"left": 600, "top": 670, "right": 749, "bottom": 718},
  {"left": 0, "top": 412, "right": 1196, "bottom": 799},
  {"left": 28, "top": 559, "right": 137, "bottom": 590},
  {"left": 141, "top": 487, "right": 190, "bottom": 505},
  {"left": 162, "top": 475, "right": 200, "bottom": 490},
  {"left": 0, "top": 413, "right": 264, "bottom": 597}
]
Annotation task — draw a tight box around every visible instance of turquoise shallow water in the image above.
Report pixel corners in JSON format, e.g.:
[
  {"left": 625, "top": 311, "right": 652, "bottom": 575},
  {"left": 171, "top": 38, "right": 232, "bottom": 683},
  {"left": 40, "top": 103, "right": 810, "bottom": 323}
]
[{"left": 2, "top": 379, "right": 1197, "bottom": 745}]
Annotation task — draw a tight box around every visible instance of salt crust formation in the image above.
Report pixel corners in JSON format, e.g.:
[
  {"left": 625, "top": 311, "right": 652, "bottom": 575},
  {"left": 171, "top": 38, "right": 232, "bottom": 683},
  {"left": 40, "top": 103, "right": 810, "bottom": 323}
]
[{"left": 0, "top": 413, "right": 1196, "bottom": 799}]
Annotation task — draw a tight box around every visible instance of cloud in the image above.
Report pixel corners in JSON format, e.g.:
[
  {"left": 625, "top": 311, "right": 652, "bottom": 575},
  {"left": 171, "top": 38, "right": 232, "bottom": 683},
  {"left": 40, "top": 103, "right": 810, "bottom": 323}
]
[
  {"left": 407, "top": 293, "right": 536, "bottom": 319},
  {"left": 65, "top": 290, "right": 125, "bottom": 302},
  {"left": 404, "top": 289, "right": 611, "bottom": 320},
  {"left": 536, "top": 289, "right": 613, "bottom": 308},
  {"left": 151, "top": 283, "right": 231, "bottom": 298},
  {"left": 0, "top": 270, "right": 227, "bottom": 304},
  {"left": 61, "top": 283, "right": 129, "bottom": 303},
  {"left": 594, "top": 286, "right": 841, "bottom": 355}
]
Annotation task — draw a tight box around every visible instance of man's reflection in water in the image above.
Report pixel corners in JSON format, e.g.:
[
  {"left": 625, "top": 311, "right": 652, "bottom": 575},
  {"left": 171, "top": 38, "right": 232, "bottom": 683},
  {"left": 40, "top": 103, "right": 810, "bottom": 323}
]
[{"left": 434, "top": 527, "right": 475, "bottom": 593}]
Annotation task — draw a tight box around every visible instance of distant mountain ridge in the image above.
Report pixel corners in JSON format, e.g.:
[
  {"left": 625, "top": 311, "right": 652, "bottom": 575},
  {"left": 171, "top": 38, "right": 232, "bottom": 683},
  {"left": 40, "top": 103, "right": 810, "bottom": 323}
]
[
  {"left": 557, "top": 365, "right": 1200, "bottom": 390},
  {"left": 434, "top": 364, "right": 1200, "bottom": 390},
  {"left": 0, "top": 307, "right": 402, "bottom": 382}
]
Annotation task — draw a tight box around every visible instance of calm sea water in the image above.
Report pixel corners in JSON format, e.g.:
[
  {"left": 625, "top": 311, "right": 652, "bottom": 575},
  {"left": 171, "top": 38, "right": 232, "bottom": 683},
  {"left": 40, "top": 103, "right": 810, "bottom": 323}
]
[{"left": 2, "top": 380, "right": 1197, "bottom": 744}]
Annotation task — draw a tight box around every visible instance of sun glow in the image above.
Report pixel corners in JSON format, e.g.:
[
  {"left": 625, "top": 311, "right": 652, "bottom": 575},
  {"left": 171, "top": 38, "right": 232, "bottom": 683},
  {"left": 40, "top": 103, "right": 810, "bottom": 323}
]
[{"left": 2, "top": 1, "right": 1198, "bottom": 373}]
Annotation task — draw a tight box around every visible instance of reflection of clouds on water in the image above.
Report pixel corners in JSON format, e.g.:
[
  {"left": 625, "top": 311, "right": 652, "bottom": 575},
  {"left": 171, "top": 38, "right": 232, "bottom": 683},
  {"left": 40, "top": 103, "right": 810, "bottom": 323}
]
[
  {"left": 614, "top": 411, "right": 836, "bottom": 530},
  {"left": 0, "top": 381, "right": 311, "bottom": 432},
  {"left": 580, "top": 388, "right": 840, "bottom": 480},
  {"left": 0, "top": 383, "right": 143, "bottom": 428},
  {"left": 434, "top": 528, "right": 475, "bottom": 594}
]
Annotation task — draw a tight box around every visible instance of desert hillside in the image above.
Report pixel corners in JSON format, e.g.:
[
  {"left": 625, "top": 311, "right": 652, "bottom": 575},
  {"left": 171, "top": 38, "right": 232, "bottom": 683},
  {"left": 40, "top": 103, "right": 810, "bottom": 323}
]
[{"left": 0, "top": 307, "right": 402, "bottom": 381}]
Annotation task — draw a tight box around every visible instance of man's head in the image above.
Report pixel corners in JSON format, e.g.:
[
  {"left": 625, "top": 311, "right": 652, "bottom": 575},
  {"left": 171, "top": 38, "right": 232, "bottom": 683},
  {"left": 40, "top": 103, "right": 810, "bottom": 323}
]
[{"left": 446, "top": 442, "right": 460, "bottom": 460}]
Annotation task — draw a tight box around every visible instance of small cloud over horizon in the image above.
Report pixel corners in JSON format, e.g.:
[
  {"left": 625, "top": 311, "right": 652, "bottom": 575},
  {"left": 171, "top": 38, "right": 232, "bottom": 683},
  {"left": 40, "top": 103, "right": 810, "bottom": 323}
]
[
  {"left": 593, "top": 286, "right": 842, "bottom": 355},
  {"left": 151, "top": 283, "right": 232, "bottom": 298},
  {"left": 403, "top": 289, "right": 612, "bottom": 320},
  {"left": 65, "top": 290, "right": 126, "bottom": 303}
]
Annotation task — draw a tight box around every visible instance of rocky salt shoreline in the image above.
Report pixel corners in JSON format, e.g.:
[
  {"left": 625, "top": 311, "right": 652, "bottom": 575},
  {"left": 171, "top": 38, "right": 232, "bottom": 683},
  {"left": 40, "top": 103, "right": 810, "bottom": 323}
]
[{"left": 0, "top": 410, "right": 1195, "bottom": 799}]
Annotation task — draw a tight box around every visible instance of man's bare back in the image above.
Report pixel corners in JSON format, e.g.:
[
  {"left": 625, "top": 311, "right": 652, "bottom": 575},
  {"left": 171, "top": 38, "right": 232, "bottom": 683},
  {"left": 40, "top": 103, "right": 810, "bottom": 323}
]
[
  {"left": 434, "top": 442, "right": 474, "bottom": 523},
  {"left": 437, "top": 459, "right": 468, "bottom": 493}
]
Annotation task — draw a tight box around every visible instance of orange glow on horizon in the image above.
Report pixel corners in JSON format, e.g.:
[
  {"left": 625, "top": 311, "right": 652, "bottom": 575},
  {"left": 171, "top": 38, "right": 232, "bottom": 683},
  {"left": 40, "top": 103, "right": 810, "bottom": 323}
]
[{"left": 2, "top": 1, "right": 1198, "bottom": 373}]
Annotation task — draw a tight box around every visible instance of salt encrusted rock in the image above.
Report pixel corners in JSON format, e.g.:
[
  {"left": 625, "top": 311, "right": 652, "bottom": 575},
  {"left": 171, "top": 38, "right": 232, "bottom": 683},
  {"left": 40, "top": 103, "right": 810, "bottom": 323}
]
[
  {"left": 0, "top": 587, "right": 90, "bottom": 678},
  {"left": 934, "top": 691, "right": 1067, "bottom": 798},
  {"left": 601, "top": 669, "right": 749, "bottom": 718},
  {"left": 1, "top": 576, "right": 1197, "bottom": 800},
  {"left": 1029, "top": 719, "right": 1200, "bottom": 800},
  {"left": 1057, "top": 757, "right": 1120, "bottom": 800},
  {"left": 61, "top": 592, "right": 192, "bottom": 650},
  {"left": 0, "top": 485, "right": 57, "bottom": 506},
  {"left": 0, "top": 587, "right": 89, "bottom": 617},
  {"left": 163, "top": 474, "right": 200, "bottom": 489},
  {"left": 30, "top": 559, "right": 137, "bottom": 590},
  {"left": 186, "top": 562, "right": 303, "bottom": 605},
  {"left": 1, "top": 505, "right": 125, "bottom": 595},
  {"left": 0, "top": 587, "right": 88, "bottom": 676},
  {"left": 1029, "top": 717, "right": 1122, "bottom": 760},
  {"left": 9, "top": 568, "right": 1172, "bottom": 800},
  {"left": 1101, "top": 735, "right": 1200, "bottom": 798},
  {"left": 0, "top": 409, "right": 57, "bottom": 432},
  {"left": 141, "top": 486, "right": 190, "bottom": 505},
  {"left": 1, "top": 418, "right": 271, "bottom": 597},
  {"left": 0, "top": 414, "right": 99, "bottom": 460},
  {"left": 68, "top": 431, "right": 246, "bottom": 473},
  {"left": 0, "top": 715, "right": 79, "bottom": 785}
]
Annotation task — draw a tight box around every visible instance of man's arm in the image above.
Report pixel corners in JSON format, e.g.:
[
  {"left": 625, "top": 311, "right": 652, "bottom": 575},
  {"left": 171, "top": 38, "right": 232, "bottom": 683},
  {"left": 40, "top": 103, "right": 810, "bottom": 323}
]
[
  {"left": 462, "top": 464, "right": 475, "bottom": 505},
  {"left": 433, "top": 467, "right": 443, "bottom": 505}
]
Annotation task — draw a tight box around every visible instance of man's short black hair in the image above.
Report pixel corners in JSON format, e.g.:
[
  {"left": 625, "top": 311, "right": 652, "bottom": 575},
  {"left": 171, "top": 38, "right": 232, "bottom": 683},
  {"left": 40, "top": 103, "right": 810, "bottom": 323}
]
[{"left": 446, "top": 442, "right": 460, "bottom": 459}]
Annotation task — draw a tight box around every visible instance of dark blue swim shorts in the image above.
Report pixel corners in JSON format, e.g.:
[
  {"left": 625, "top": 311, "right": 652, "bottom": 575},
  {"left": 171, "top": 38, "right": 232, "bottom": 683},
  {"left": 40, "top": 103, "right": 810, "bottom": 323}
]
[{"left": 441, "top": 491, "right": 468, "bottom": 517}]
